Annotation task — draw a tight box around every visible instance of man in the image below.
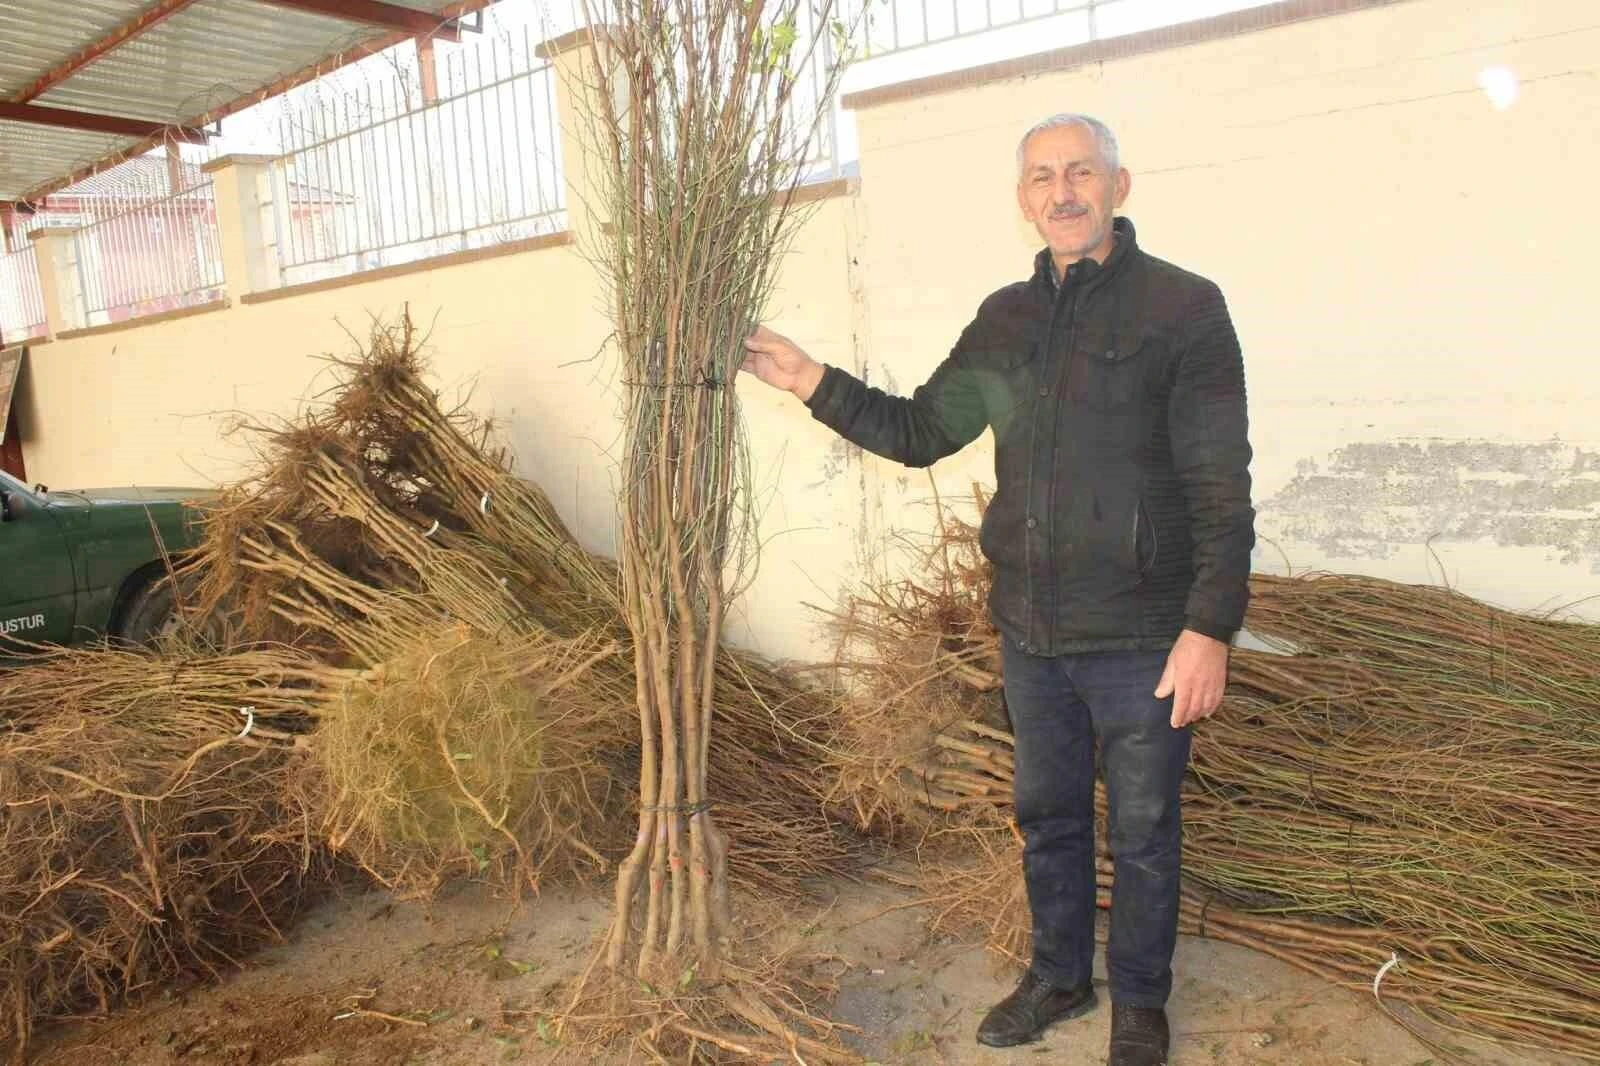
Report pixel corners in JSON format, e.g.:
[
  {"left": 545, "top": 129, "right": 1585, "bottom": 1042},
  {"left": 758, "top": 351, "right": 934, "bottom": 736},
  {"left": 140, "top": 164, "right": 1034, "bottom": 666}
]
[{"left": 742, "top": 113, "right": 1255, "bottom": 1065}]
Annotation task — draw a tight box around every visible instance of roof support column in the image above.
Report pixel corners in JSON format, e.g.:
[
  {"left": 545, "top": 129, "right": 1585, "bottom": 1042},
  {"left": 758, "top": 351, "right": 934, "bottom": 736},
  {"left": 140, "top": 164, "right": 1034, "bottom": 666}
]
[{"left": 418, "top": 35, "right": 441, "bottom": 104}]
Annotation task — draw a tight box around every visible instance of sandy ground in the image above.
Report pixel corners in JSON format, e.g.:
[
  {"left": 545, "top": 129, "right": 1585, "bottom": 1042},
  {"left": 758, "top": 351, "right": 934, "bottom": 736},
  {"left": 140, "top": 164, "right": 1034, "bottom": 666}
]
[{"left": 27, "top": 878, "right": 1583, "bottom": 1066}]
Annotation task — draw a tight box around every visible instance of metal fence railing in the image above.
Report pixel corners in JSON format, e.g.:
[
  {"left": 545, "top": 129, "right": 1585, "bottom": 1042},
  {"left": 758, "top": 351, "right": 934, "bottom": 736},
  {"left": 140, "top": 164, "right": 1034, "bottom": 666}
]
[
  {"left": 828, "top": 0, "right": 1102, "bottom": 58},
  {"left": 70, "top": 176, "right": 226, "bottom": 326},
  {"left": 0, "top": 222, "right": 47, "bottom": 344},
  {"left": 841, "top": 0, "right": 1275, "bottom": 58},
  {"left": 270, "top": 26, "right": 566, "bottom": 286},
  {"left": 783, "top": 1, "right": 849, "bottom": 181}
]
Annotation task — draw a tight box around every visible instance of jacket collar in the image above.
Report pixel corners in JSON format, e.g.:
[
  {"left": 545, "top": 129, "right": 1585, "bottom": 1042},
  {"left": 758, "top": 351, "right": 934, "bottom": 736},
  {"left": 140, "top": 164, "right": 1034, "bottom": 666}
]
[{"left": 1033, "top": 215, "right": 1138, "bottom": 294}]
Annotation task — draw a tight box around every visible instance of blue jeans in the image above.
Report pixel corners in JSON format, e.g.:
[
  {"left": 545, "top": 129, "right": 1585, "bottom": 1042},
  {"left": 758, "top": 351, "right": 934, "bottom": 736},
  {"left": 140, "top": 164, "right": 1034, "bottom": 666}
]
[{"left": 1001, "top": 638, "right": 1191, "bottom": 1009}]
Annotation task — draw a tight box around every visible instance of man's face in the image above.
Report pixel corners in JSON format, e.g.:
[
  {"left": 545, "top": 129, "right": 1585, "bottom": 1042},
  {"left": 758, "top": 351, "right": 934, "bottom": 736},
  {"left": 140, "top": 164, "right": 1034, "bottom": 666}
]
[{"left": 1016, "top": 123, "right": 1131, "bottom": 267}]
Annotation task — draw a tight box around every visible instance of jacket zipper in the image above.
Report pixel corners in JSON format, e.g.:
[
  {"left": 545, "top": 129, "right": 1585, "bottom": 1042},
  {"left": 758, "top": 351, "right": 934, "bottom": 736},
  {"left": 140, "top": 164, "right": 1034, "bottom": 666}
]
[
  {"left": 1026, "top": 274, "right": 1071, "bottom": 655},
  {"left": 1041, "top": 282, "right": 1081, "bottom": 654}
]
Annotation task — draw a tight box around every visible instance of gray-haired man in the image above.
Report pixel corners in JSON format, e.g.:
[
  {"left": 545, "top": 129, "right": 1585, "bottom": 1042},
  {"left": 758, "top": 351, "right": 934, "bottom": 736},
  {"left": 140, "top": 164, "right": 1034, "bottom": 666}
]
[{"left": 743, "top": 114, "right": 1255, "bottom": 1065}]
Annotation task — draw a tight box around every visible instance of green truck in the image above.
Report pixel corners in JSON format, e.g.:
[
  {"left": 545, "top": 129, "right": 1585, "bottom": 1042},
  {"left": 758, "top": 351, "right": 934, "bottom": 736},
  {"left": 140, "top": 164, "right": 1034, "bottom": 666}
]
[{"left": 1, "top": 469, "right": 214, "bottom": 648}]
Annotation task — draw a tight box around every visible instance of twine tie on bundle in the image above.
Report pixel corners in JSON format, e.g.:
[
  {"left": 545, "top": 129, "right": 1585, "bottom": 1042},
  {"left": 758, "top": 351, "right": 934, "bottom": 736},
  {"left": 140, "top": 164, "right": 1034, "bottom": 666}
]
[{"left": 1372, "top": 951, "right": 1401, "bottom": 1002}]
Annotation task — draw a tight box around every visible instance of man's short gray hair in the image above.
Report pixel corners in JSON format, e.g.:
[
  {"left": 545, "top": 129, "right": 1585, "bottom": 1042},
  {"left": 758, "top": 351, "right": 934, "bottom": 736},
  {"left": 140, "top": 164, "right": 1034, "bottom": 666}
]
[{"left": 1016, "top": 113, "right": 1120, "bottom": 176}]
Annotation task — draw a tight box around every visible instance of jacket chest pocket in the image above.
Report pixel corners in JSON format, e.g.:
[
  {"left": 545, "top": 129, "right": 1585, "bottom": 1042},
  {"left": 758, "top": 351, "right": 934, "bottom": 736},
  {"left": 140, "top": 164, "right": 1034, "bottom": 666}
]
[
  {"left": 1077, "top": 329, "right": 1164, "bottom": 413},
  {"left": 973, "top": 341, "right": 1042, "bottom": 440}
]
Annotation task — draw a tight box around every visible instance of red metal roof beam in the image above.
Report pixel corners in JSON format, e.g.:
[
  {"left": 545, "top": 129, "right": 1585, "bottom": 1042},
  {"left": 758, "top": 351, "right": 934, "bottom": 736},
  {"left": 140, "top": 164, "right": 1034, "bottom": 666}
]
[
  {"left": 12, "top": 0, "right": 206, "bottom": 104},
  {"left": 257, "top": 0, "right": 464, "bottom": 43},
  {"left": 0, "top": 101, "right": 209, "bottom": 144}
]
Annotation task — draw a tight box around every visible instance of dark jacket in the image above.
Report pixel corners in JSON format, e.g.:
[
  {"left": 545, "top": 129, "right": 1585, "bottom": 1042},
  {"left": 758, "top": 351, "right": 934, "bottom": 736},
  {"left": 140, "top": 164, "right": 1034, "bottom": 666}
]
[{"left": 805, "top": 217, "right": 1255, "bottom": 655}]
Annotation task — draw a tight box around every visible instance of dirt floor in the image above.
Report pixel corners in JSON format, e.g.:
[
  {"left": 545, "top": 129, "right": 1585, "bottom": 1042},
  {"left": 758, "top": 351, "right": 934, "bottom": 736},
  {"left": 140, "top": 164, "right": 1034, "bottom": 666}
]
[{"left": 27, "top": 877, "right": 1584, "bottom": 1066}]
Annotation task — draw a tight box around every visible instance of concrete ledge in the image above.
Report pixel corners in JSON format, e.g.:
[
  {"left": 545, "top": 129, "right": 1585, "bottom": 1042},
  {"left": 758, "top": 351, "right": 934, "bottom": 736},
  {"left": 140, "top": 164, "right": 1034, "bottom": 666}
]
[
  {"left": 0, "top": 337, "right": 50, "bottom": 353},
  {"left": 200, "top": 153, "right": 278, "bottom": 173},
  {"left": 536, "top": 25, "right": 614, "bottom": 60},
  {"left": 55, "top": 298, "right": 230, "bottom": 341},
  {"left": 240, "top": 230, "right": 575, "bottom": 306},
  {"left": 786, "top": 176, "right": 859, "bottom": 208},
  {"left": 841, "top": 0, "right": 1409, "bottom": 110}
]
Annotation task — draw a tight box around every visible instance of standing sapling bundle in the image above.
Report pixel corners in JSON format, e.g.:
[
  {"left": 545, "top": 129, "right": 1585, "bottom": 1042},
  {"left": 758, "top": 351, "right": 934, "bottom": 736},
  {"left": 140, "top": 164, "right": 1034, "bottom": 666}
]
[{"left": 563, "top": 0, "right": 863, "bottom": 1056}]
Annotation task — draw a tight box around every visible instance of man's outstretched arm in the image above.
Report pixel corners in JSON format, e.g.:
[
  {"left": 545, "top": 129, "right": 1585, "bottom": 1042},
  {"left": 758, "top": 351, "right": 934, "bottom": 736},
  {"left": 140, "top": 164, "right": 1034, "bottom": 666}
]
[{"left": 742, "top": 325, "right": 989, "bottom": 468}]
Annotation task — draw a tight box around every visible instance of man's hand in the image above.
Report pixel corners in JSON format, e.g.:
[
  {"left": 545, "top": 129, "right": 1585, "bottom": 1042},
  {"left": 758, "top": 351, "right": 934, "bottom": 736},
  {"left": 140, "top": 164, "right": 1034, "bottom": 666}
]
[
  {"left": 1155, "top": 629, "right": 1230, "bottom": 728},
  {"left": 742, "top": 325, "right": 826, "bottom": 402}
]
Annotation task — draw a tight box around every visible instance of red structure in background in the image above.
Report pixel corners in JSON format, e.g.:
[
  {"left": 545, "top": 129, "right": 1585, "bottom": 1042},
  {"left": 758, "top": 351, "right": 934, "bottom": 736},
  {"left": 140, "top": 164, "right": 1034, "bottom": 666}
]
[
  {"left": 0, "top": 420, "right": 24, "bottom": 483},
  {"left": 14, "top": 156, "right": 341, "bottom": 323},
  {"left": 0, "top": 347, "right": 24, "bottom": 482},
  {"left": 40, "top": 159, "right": 227, "bottom": 323}
]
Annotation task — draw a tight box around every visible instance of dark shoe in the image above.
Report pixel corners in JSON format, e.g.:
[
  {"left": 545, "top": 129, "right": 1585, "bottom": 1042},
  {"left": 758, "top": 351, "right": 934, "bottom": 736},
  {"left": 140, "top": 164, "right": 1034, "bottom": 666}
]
[
  {"left": 1108, "top": 1003, "right": 1170, "bottom": 1066},
  {"left": 975, "top": 969, "right": 1096, "bottom": 1047}
]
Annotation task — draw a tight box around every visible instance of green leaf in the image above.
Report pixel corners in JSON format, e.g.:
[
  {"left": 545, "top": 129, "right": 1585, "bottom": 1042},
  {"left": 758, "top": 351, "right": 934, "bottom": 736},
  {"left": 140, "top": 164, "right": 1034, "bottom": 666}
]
[
  {"left": 678, "top": 965, "right": 696, "bottom": 990},
  {"left": 638, "top": 980, "right": 659, "bottom": 997},
  {"left": 830, "top": 18, "right": 853, "bottom": 56},
  {"left": 470, "top": 844, "right": 490, "bottom": 873},
  {"left": 509, "top": 958, "right": 538, "bottom": 975},
  {"left": 426, "top": 1008, "right": 456, "bottom": 1024},
  {"left": 536, "top": 1016, "right": 560, "bottom": 1046},
  {"left": 771, "top": 20, "right": 798, "bottom": 52},
  {"left": 452, "top": 751, "right": 474, "bottom": 761}
]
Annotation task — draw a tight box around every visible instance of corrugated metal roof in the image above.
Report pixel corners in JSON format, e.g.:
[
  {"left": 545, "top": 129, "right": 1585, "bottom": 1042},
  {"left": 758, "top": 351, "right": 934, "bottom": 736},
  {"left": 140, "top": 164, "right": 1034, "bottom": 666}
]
[
  {"left": 0, "top": 0, "right": 478, "bottom": 201},
  {"left": 0, "top": 119, "right": 138, "bottom": 201},
  {"left": 0, "top": 1, "right": 141, "bottom": 99},
  {"left": 376, "top": 0, "right": 468, "bottom": 11},
  {"left": 34, "top": 1, "right": 376, "bottom": 124}
]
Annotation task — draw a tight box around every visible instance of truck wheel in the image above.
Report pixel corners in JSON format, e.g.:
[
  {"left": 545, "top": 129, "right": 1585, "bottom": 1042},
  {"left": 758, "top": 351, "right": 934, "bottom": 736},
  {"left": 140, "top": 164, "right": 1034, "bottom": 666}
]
[
  {"left": 118, "top": 574, "right": 183, "bottom": 646},
  {"left": 118, "top": 570, "right": 221, "bottom": 649}
]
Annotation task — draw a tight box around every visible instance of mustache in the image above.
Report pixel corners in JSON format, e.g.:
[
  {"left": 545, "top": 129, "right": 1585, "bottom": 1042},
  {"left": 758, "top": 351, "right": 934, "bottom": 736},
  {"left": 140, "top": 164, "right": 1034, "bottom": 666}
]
[{"left": 1048, "top": 203, "right": 1090, "bottom": 220}]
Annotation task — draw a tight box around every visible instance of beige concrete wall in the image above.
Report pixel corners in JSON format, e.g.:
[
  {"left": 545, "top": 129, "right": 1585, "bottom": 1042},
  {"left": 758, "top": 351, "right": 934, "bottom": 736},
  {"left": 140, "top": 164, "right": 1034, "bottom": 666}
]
[
  {"left": 833, "top": 0, "right": 1600, "bottom": 624},
  {"left": 16, "top": 0, "right": 1600, "bottom": 662}
]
